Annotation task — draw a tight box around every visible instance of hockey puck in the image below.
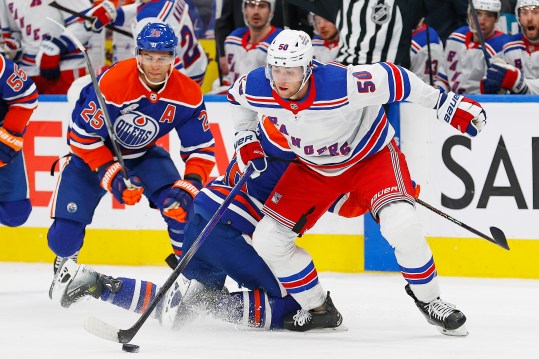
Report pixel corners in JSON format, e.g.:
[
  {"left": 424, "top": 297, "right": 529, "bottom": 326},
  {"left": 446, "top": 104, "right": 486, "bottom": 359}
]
[{"left": 122, "top": 344, "right": 140, "bottom": 353}]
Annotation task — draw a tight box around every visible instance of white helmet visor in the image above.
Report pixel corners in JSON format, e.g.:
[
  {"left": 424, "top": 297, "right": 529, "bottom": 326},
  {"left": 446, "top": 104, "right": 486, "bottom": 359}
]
[{"left": 267, "top": 65, "right": 305, "bottom": 83}]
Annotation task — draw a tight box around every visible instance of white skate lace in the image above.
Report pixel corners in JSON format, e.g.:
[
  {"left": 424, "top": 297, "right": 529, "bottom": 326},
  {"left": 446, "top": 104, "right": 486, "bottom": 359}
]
[
  {"left": 292, "top": 310, "right": 312, "bottom": 327},
  {"left": 427, "top": 299, "right": 456, "bottom": 321}
]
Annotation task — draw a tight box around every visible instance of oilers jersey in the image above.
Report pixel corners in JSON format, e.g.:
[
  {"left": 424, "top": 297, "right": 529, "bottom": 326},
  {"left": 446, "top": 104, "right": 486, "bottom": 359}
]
[
  {"left": 502, "top": 33, "right": 539, "bottom": 94},
  {"left": 0, "top": 0, "right": 96, "bottom": 77},
  {"left": 311, "top": 35, "right": 339, "bottom": 64},
  {"left": 223, "top": 26, "right": 281, "bottom": 84},
  {"left": 410, "top": 24, "right": 447, "bottom": 89},
  {"left": 444, "top": 26, "right": 508, "bottom": 94},
  {"left": 68, "top": 58, "right": 215, "bottom": 181},
  {"left": 228, "top": 61, "right": 441, "bottom": 177},
  {"left": 0, "top": 53, "right": 38, "bottom": 133}
]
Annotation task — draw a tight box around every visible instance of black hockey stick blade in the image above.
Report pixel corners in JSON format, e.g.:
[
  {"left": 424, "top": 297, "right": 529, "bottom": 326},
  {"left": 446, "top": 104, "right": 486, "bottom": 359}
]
[
  {"left": 49, "top": 1, "right": 133, "bottom": 37},
  {"left": 85, "top": 165, "right": 255, "bottom": 344},
  {"left": 416, "top": 198, "right": 509, "bottom": 251}
]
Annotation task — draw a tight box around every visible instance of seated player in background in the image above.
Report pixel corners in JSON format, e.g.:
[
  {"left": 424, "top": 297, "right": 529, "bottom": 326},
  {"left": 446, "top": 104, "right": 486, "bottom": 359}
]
[
  {"left": 47, "top": 22, "right": 215, "bottom": 272},
  {"left": 444, "top": 0, "right": 508, "bottom": 93},
  {"left": 481, "top": 0, "right": 539, "bottom": 94},
  {"left": 0, "top": 53, "right": 38, "bottom": 227},
  {"left": 310, "top": 13, "right": 340, "bottom": 64}
]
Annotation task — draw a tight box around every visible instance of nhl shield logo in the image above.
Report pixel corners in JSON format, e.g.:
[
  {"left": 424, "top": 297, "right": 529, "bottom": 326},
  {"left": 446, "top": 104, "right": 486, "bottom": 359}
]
[
  {"left": 371, "top": 2, "right": 391, "bottom": 25},
  {"left": 271, "top": 192, "right": 282, "bottom": 204},
  {"left": 290, "top": 103, "right": 298, "bottom": 110}
]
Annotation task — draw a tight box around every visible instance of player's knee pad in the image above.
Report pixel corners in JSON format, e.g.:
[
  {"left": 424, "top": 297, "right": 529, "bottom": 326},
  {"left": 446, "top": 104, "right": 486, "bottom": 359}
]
[
  {"left": 379, "top": 201, "right": 424, "bottom": 251},
  {"left": 47, "top": 218, "right": 86, "bottom": 257},
  {"left": 0, "top": 199, "right": 32, "bottom": 227},
  {"left": 252, "top": 216, "right": 296, "bottom": 263}
]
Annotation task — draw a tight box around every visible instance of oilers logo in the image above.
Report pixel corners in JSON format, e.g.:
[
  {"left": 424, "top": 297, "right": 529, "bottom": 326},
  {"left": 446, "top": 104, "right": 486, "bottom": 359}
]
[{"left": 114, "top": 112, "right": 159, "bottom": 149}]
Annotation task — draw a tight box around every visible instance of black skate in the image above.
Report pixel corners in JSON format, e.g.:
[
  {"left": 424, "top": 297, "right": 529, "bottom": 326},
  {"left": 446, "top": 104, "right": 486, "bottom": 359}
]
[
  {"left": 283, "top": 291, "right": 343, "bottom": 332},
  {"left": 405, "top": 284, "right": 468, "bottom": 336},
  {"left": 53, "top": 251, "right": 79, "bottom": 274},
  {"left": 49, "top": 259, "right": 122, "bottom": 308}
]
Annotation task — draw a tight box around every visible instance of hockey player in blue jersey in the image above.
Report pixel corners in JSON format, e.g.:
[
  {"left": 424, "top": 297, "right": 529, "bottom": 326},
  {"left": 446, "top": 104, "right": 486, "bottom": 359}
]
[
  {"left": 0, "top": 53, "right": 38, "bottom": 227},
  {"left": 47, "top": 22, "right": 215, "bottom": 273}
]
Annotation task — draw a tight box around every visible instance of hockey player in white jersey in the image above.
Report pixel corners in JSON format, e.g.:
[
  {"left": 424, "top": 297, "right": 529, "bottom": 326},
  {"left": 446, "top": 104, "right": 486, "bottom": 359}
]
[
  {"left": 229, "top": 29, "right": 487, "bottom": 334},
  {"left": 222, "top": 0, "right": 281, "bottom": 87},
  {"left": 310, "top": 13, "right": 340, "bottom": 64},
  {"left": 0, "top": 0, "right": 116, "bottom": 94},
  {"left": 445, "top": 0, "right": 509, "bottom": 94},
  {"left": 481, "top": 0, "right": 539, "bottom": 94}
]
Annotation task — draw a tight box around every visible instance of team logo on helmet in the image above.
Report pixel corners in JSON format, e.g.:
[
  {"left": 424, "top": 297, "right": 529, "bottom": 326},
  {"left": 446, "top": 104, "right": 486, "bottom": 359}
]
[
  {"left": 371, "top": 2, "right": 391, "bottom": 25},
  {"left": 114, "top": 112, "right": 159, "bottom": 149}
]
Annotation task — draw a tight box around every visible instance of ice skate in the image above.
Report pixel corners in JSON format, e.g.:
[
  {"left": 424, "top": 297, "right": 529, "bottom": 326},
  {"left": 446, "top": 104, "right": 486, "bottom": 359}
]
[
  {"left": 53, "top": 251, "right": 79, "bottom": 274},
  {"left": 159, "top": 276, "right": 226, "bottom": 330},
  {"left": 283, "top": 291, "right": 343, "bottom": 332},
  {"left": 405, "top": 284, "right": 468, "bottom": 336},
  {"left": 49, "top": 259, "right": 122, "bottom": 308}
]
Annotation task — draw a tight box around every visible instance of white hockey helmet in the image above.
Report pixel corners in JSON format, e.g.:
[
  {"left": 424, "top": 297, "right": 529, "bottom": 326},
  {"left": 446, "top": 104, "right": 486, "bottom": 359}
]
[
  {"left": 242, "top": 0, "right": 276, "bottom": 26},
  {"left": 515, "top": 0, "right": 539, "bottom": 19},
  {"left": 265, "top": 29, "right": 313, "bottom": 92},
  {"left": 469, "top": 0, "right": 502, "bottom": 14}
]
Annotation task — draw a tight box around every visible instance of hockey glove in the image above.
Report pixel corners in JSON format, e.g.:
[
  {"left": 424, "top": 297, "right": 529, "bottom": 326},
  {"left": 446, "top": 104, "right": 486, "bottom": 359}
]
[
  {"left": 234, "top": 130, "right": 267, "bottom": 178},
  {"left": 161, "top": 179, "right": 203, "bottom": 223},
  {"left": 97, "top": 162, "right": 144, "bottom": 205},
  {"left": 85, "top": 0, "right": 117, "bottom": 32},
  {"left": 36, "top": 38, "right": 67, "bottom": 80},
  {"left": 481, "top": 61, "right": 528, "bottom": 94},
  {"left": 0, "top": 37, "right": 22, "bottom": 61},
  {"left": 435, "top": 91, "right": 486, "bottom": 137},
  {"left": 0, "top": 127, "right": 23, "bottom": 167}
]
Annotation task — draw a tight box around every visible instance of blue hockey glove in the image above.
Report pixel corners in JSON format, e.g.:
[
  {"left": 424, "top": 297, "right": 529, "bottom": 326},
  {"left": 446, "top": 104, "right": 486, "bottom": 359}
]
[
  {"left": 161, "top": 179, "right": 203, "bottom": 222},
  {"left": 0, "top": 127, "right": 23, "bottom": 167},
  {"left": 97, "top": 162, "right": 144, "bottom": 205}
]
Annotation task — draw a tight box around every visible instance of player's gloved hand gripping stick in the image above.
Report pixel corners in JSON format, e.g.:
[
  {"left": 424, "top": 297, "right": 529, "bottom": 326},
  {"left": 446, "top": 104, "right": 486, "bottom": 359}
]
[{"left": 47, "top": 18, "right": 143, "bottom": 203}]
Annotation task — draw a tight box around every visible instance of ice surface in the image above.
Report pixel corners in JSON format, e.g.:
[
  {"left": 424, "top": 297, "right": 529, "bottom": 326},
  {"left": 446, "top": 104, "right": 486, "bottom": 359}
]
[{"left": 2, "top": 263, "right": 538, "bottom": 359}]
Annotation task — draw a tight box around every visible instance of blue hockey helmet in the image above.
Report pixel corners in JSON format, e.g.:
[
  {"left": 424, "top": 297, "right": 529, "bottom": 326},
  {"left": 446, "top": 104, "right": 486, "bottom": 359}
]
[{"left": 135, "top": 21, "right": 178, "bottom": 56}]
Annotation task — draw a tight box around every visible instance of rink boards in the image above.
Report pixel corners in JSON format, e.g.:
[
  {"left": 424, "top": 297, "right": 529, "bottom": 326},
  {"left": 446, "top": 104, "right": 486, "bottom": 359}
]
[{"left": 1, "top": 95, "right": 538, "bottom": 278}]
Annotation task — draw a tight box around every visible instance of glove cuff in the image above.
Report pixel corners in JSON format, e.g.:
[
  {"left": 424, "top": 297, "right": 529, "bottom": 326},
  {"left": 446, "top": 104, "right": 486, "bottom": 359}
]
[
  {"left": 98, "top": 162, "right": 122, "bottom": 192},
  {"left": 172, "top": 180, "right": 201, "bottom": 199}
]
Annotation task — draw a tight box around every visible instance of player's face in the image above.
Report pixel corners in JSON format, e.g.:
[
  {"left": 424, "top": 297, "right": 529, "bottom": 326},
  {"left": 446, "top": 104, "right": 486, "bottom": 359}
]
[
  {"left": 519, "top": 6, "right": 539, "bottom": 41},
  {"left": 244, "top": 1, "right": 271, "bottom": 30},
  {"left": 468, "top": 9, "right": 497, "bottom": 38},
  {"left": 138, "top": 50, "right": 174, "bottom": 85},
  {"left": 270, "top": 65, "right": 304, "bottom": 98},
  {"left": 314, "top": 15, "right": 339, "bottom": 42}
]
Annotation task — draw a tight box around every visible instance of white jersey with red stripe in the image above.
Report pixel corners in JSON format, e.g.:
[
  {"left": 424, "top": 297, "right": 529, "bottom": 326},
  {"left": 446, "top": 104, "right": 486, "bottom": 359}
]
[
  {"left": 410, "top": 24, "right": 447, "bottom": 89},
  {"left": 228, "top": 61, "right": 440, "bottom": 177},
  {"left": 502, "top": 33, "right": 539, "bottom": 94},
  {"left": 0, "top": 0, "right": 95, "bottom": 77},
  {"left": 223, "top": 26, "right": 281, "bottom": 84},
  {"left": 444, "top": 26, "right": 508, "bottom": 94},
  {"left": 311, "top": 35, "right": 340, "bottom": 64},
  {"left": 114, "top": 0, "right": 207, "bottom": 84}
]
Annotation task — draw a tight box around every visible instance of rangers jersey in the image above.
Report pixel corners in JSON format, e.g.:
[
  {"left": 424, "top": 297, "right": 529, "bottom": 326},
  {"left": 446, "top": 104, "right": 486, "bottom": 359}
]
[
  {"left": 0, "top": 0, "right": 96, "bottom": 77},
  {"left": 68, "top": 58, "right": 215, "bottom": 181},
  {"left": 228, "top": 61, "right": 441, "bottom": 177},
  {"left": 311, "top": 34, "right": 339, "bottom": 64},
  {"left": 0, "top": 53, "right": 38, "bottom": 134},
  {"left": 444, "top": 26, "right": 508, "bottom": 94},
  {"left": 502, "top": 33, "right": 539, "bottom": 94},
  {"left": 223, "top": 26, "right": 281, "bottom": 84},
  {"left": 410, "top": 24, "right": 447, "bottom": 89},
  {"left": 114, "top": 0, "right": 208, "bottom": 84}
]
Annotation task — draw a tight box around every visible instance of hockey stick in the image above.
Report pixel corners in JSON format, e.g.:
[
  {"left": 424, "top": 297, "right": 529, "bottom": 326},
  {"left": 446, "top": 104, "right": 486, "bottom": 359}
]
[
  {"left": 424, "top": 22, "right": 434, "bottom": 86},
  {"left": 416, "top": 198, "right": 509, "bottom": 250},
  {"left": 84, "top": 165, "right": 255, "bottom": 344},
  {"left": 49, "top": 1, "right": 133, "bottom": 37},
  {"left": 48, "top": 18, "right": 132, "bottom": 184},
  {"left": 467, "top": 0, "right": 491, "bottom": 67}
]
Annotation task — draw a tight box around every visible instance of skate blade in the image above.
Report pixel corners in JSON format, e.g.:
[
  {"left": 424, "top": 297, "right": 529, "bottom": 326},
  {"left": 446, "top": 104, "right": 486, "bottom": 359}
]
[
  {"left": 298, "top": 325, "right": 349, "bottom": 334},
  {"left": 437, "top": 324, "right": 469, "bottom": 337}
]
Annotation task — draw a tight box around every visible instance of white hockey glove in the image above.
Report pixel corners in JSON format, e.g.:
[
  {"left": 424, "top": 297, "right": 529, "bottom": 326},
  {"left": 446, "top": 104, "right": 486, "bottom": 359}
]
[
  {"left": 435, "top": 91, "right": 486, "bottom": 137},
  {"left": 234, "top": 130, "right": 267, "bottom": 178},
  {"left": 85, "top": 0, "right": 117, "bottom": 32}
]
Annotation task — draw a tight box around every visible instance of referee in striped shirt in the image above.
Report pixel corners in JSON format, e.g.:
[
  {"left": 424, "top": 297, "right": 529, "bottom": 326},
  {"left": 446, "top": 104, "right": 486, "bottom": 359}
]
[{"left": 287, "top": 0, "right": 454, "bottom": 68}]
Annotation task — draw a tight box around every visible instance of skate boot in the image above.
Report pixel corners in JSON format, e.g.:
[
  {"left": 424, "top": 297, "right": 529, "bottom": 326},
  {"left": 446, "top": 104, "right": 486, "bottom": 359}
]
[
  {"left": 283, "top": 291, "right": 343, "bottom": 332},
  {"left": 49, "top": 259, "right": 122, "bottom": 308},
  {"left": 405, "top": 284, "right": 468, "bottom": 336},
  {"left": 53, "top": 251, "right": 79, "bottom": 274}
]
